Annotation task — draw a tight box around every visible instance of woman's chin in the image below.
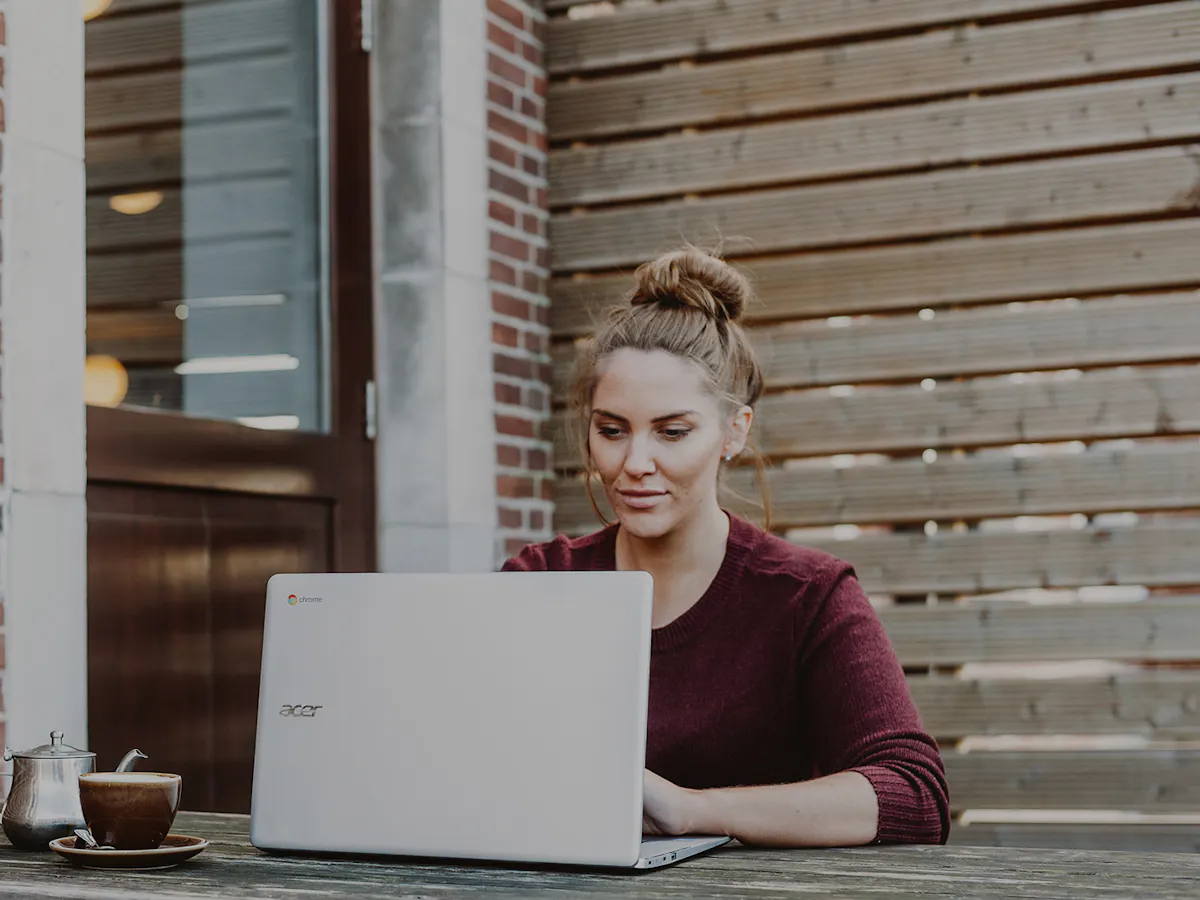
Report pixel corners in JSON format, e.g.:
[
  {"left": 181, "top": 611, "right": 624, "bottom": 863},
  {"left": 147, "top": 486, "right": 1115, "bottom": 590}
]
[{"left": 614, "top": 506, "right": 677, "bottom": 540}]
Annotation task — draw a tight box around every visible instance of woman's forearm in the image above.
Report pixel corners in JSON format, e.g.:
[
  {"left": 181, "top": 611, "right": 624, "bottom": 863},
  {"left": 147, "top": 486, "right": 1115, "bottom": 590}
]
[{"left": 690, "top": 771, "right": 879, "bottom": 847}]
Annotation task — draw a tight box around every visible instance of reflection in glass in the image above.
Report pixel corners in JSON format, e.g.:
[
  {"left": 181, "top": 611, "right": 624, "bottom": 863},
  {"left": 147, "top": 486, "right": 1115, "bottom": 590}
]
[{"left": 83, "top": 1, "right": 327, "bottom": 432}]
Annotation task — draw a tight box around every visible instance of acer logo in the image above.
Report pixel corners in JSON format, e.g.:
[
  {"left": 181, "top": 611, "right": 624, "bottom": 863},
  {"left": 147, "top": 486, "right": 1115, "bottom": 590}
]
[{"left": 279, "top": 704, "right": 323, "bottom": 718}]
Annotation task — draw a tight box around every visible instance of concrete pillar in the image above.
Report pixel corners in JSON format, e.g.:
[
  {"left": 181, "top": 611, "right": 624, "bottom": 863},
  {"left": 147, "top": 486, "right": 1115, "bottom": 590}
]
[
  {"left": 0, "top": 0, "right": 88, "bottom": 760},
  {"left": 370, "top": 0, "right": 496, "bottom": 572}
]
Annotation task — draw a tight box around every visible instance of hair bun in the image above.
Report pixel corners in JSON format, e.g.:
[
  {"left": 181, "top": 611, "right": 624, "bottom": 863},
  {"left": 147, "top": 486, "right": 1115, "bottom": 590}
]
[{"left": 630, "top": 249, "right": 751, "bottom": 324}]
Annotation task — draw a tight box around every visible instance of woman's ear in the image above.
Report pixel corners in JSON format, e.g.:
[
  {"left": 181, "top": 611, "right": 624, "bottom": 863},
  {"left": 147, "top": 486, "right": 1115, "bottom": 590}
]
[{"left": 724, "top": 405, "right": 754, "bottom": 458}]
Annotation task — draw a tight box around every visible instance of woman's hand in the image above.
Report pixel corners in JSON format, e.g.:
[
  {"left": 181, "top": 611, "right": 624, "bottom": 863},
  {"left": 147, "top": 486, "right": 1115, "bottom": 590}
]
[{"left": 642, "top": 769, "right": 711, "bottom": 836}]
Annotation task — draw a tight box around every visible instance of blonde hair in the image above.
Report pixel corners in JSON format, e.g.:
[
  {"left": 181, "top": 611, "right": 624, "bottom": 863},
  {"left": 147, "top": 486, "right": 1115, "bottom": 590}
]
[{"left": 570, "top": 248, "right": 771, "bottom": 528}]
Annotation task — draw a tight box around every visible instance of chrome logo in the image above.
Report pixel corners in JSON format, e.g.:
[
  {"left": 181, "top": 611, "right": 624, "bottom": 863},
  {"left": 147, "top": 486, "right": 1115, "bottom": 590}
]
[{"left": 287, "top": 594, "right": 298, "bottom": 606}]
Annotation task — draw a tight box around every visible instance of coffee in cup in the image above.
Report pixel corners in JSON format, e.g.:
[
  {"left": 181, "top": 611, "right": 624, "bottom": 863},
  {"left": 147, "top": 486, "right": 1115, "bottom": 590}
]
[{"left": 78, "top": 772, "right": 182, "bottom": 850}]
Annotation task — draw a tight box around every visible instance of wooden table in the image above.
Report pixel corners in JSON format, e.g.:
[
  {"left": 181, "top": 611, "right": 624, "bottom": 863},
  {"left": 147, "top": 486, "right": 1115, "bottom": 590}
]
[{"left": 1, "top": 812, "right": 1197, "bottom": 898}]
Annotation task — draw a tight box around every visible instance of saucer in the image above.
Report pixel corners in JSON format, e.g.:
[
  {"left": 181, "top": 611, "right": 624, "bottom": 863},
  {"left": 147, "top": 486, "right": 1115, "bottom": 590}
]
[{"left": 49, "top": 834, "right": 209, "bottom": 870}]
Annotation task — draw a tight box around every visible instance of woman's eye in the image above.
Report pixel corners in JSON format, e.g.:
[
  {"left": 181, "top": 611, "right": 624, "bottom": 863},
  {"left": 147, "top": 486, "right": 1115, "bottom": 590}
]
[
  {"left": 662, "top": 428, "right": 690, "bottom": 441},
  {"left": 596, "top": 426, "right": 623, "bottom": 439}
]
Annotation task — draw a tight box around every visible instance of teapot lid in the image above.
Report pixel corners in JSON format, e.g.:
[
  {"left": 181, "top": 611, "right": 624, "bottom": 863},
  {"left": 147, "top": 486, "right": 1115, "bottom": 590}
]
[{"left": 11, "top": 731, "right": 95, "bottom": 760}]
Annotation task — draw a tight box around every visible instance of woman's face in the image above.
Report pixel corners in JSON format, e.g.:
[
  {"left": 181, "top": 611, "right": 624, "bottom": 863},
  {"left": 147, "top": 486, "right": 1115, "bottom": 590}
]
[{"left": 588, "top": 348, "right": 750, "bottom": 540}]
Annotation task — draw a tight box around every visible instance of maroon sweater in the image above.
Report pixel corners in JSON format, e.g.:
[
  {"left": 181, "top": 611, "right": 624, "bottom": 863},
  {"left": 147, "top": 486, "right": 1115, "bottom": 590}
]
[{"left": 503, "top": 514, "right": 950, "bottom": 845}]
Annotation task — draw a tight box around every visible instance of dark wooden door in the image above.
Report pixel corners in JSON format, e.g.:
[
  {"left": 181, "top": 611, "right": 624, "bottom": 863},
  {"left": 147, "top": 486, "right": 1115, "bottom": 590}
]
[{"left": 84, "top": 2, "right": 373, "bottom": 813}]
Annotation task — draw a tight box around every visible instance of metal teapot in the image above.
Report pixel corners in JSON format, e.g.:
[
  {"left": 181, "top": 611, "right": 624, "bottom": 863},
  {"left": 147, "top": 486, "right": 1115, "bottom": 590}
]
[{"left": 2, "top": 731, "right": 147, "bottom": 851}]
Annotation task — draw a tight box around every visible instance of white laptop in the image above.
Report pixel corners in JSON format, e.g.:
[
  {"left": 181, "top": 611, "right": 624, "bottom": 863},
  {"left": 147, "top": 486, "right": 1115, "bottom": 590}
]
[{"left": 249, "top": 572, "right": 731, "bottom": 870}]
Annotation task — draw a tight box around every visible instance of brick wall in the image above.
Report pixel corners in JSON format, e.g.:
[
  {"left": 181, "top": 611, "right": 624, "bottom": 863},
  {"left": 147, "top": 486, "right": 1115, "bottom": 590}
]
[{"left": 486, "top": 0, "right": 553, "bottom": 564}]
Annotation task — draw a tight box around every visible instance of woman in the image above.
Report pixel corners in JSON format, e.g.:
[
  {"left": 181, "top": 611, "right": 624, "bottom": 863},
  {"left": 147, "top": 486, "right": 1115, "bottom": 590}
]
[{"left": 504, "top": 249, "right": 949, "bottom": 847}]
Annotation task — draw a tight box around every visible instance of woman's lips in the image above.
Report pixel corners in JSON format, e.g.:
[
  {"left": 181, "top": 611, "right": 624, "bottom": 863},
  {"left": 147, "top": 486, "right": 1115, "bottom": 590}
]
[{"left": 617, "top": 490, "right": 668, "bottom": 510}]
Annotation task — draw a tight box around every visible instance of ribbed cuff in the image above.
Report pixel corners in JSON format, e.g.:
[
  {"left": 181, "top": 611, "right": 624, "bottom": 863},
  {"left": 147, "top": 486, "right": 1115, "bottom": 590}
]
[{"left": 853, "top": 764, "right": 949, "bottom": 845}]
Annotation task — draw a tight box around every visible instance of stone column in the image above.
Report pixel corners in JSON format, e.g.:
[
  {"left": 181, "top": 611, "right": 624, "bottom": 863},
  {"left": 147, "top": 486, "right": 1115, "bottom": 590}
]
[
  {"left": 0, "top": 0, "right": 88, "bottom": 760},
  {"left": 371, "top": 0, "right": 497, "bottom": 572}
]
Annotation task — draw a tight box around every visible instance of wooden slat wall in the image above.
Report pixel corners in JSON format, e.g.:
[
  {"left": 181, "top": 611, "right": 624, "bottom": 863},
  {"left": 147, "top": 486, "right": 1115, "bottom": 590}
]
[{"left": 546, "top": 0, "right": 1200, "bottom": 850}]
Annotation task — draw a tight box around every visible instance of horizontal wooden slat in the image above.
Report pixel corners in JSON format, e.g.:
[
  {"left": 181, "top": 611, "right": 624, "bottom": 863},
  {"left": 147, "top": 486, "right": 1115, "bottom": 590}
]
[
  {"left": 551, "top": 293, "right": 1200, "bottom": 398},
  {"left": 552, "top": 146, "right": 1200, "bottom": 270},
  {"left": 85, "top": 0, "right": 291, "bottom": 74},
  {"left": 882, "top": 599, "right": 1200, "bottom": 666},
  {"left": 951, "top": 821, "right": 1200, "bottom": 852},
  {"left": 86, "top": 54, "right": 296, "bottom": 132},
  {"left": 548, "top": 0, "right": 1111, "bottom": 74},
  {"left": 87, "top": 237, "right": 292, "bottom": 307},
  {"left": 550, "top": 220, "right": 1200, "bottom": 336},
  {"left": 807, "top": 524, "right": 1200, "bottom": 594},
  {"left": 87, "top": 309, "right": 181, "bottom": 363},
  {"left": 86, "top": 118, "right": 294, "bottom": 192},
  {"left": 550, "top": 72, "right": 1200, "bottom": 206},
  {"left": 87, "top": 178, "right": 292, "bottom": 252},
  {"left": 945, "top": 750, "right": 1200, "bottom": 812},
  {"left": 554, "top": 365, "right": 1200, "bottom": 464},
  {"left": 547, "top": 2, "right": 1200, "bottom": 139},
  {"left": 553, "top": 440, "right": 1200, "bottom": 528},
  {"left": 910, "top": 673, "right": 1200, "bottom": 739}
]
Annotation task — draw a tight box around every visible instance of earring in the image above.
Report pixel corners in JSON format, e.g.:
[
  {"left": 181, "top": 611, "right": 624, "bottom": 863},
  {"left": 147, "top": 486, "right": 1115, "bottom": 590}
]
[{"left": 724, "top": 453, "right": 734, "bottom": 462}]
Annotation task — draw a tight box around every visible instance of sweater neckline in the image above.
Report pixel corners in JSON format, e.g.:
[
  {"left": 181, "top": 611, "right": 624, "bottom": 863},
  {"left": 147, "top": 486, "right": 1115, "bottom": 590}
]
[{"left": 592, "top": 513, "right": 759, "bottom": 653}]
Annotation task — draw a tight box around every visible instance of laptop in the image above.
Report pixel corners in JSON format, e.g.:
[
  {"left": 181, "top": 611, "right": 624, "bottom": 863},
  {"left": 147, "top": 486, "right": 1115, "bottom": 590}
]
[{"left": 249, "top": 572, "right": 731, "bottom": 870}]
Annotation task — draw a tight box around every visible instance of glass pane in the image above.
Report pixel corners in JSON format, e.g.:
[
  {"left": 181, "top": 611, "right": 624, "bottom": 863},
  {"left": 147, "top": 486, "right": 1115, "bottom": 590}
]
[{"left": 83, "top": 0, "right": 328, "bottom": 433}]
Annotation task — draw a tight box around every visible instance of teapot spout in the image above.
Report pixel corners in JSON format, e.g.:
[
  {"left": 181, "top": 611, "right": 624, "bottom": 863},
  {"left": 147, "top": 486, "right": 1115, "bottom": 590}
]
[{"left": 115, "top": 749, "right": 148, "bottom": 773}]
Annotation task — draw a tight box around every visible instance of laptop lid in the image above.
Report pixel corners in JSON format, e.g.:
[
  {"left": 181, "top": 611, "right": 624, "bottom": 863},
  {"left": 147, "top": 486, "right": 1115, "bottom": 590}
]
[{"left": 250, "top": 571, "right": 654, "bottom": 868}]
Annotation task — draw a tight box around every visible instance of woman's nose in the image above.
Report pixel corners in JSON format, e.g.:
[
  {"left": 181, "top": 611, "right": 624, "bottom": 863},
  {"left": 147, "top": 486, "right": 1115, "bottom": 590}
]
[{"left": 623, "top": 435, "right": 656, "bottom": 476}]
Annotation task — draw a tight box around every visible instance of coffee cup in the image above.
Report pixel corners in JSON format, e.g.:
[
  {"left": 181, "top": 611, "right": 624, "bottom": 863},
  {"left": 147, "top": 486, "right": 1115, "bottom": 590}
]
[{"left": 78, "top": 772, "right": 182, "bottom": 850}]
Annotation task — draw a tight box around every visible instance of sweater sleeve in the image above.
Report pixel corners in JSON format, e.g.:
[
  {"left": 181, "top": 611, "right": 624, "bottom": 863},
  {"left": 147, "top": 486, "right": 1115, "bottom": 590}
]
[{"left": 794, "top": 568, "right": 951, "bottom": 845}]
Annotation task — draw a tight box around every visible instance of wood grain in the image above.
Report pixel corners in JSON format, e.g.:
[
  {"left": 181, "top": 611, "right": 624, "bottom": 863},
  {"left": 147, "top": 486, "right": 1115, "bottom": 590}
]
[
  {"left": 552, "top": 441, "right": 1200, "bottom": 528},
  {"left": 551, "top": 293, "right": 1200, "bottom": 398},
  {"left": 548, "top": 2, "right": 1200, "bottom": 139},
  {"left": 3, "top": 811, "right": 1198, "bottom": 894},
  {"left": 806, "top": 523, "right": 1200, "bottom": 595},
  {"left": 86, "top": 308, "right": 182, "bottom": 363},
  {"left": 946, "top": 749, "right": 1200, "bottom": 812},
  {"left": 910, "top": 672, "right": 1200, "bottom": 738},
  {"left": 550, "top": 72, "right": 1200, "bottom": 206},
  {"left": 951, "top": 821, "right": 1200, "bottom": 852},
  {"left": 548, "top": 0, "right": 1118, "bottom": 74},
  {"left": 549, "top": 220, "right": 1200, "bottom": 335},
  {"left": 552, "top": 146, "right": 1200, "bottom": 270},
  {"left": 880, "top": 598, "right": 1200, "bottom": 666}
]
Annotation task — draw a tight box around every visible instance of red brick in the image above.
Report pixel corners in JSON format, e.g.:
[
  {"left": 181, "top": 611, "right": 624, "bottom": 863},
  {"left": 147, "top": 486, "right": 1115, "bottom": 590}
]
[
  {"left": 487, "top": 20, "right": 517, "bottom": 54},
  {"left": 0, "top": 57, "right": 6, "bottom": 90},
  {"left": 537, "top": 362, "right": 554, "bottom": 383},
  {"left": 497, "top": 475, "right": 535, "bottom": 499},
  {"left": 540, "top": 479, "right": 556, "bottom": 501},
  {"left": 487, "top": 0, "right": 524, "bottom": 30},
  {"left": 489, "top": 200, "right": 517, "bottom": 227},
  {"left": 489, "top": 169, "right": 529, "bottom": 203},
  {"left": 497, "top": 443, "right": 523, "bottom": 467},
  {"left": 531, "top": 17, "right": 546, "bottom": 44},
  {"left": 495, "top": 353, "right": 534, "bottom": 379},
  {"left": 529, "top": 510, "right": 546, "bottom": 531},
  {"left": 0, "top": 633, "right": 5, "bottom": 669},
  {"left": 493, "top": 322, "right": 520, "bottom": 348},
  {"left": 498, "top": 506, "right": 524, "bottom": 528},
  {"left": 0, "top": 12, "right": 6, "bottom": 46},
  {"left": 521, "top": 213, "right": 541, "bottom": 236},
  {"left": 532, "top": 76, "right": 547, "bottom": 97},
  {"left": 536, "top": 246, "right": 551, "bottom": 269},
  {"left": 522, "top": 40, "right": 541, "bottom": 66},
  {"left": 522, "top": 271, "right": 545, "bottom": 295},
  {"left": 488, "top": 52, "right": 527, "bottom": 89},
  {"left": 490, "top": 259, "right": 518, "bottom": 286},
  {"left": 505, "top": 537, "right": 530, "bottom": 558},
  {"left": 488, "top": 139, "right": 518, "bottom": 169},
  {"left": 521, "top": 96, "right": 541, "bottom": 121},
  {"left": 488, "top": 109, "right": 527, "bottom": 143},
  {"left": 522, "top": 330, "right": 545, "bottom": 354},
  {"left": 528, "top": 449, "right": 549, "bottom": 471},
  {"left": 522, "top": 153, "right": 540, "bottom": 176},
  {"left": 496, "top": 414, "right": 536, "bottom": 438},
  {"left": 526, "top": 387, "right": 549, "bottom": 412},
  {"left": 493, "top": 290, "right": 531, "bottom": 321},
  {"left": 495, "top": 382, "right": 523, "bottom": 405},
  {"left": 534, "top": 130, "right": 549, "bottom": 154},
  {"left": 535, "top": 304, "right": 552, "bottom": 327},
  {"left": 491, "top": 231, "right": 530, "bottom": 262},
  {"left": 488, "top": 80, "right": 515, "bottom": 109},
  {"left": 536, "top": 188, "right": 549, "bottom": 210}
]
